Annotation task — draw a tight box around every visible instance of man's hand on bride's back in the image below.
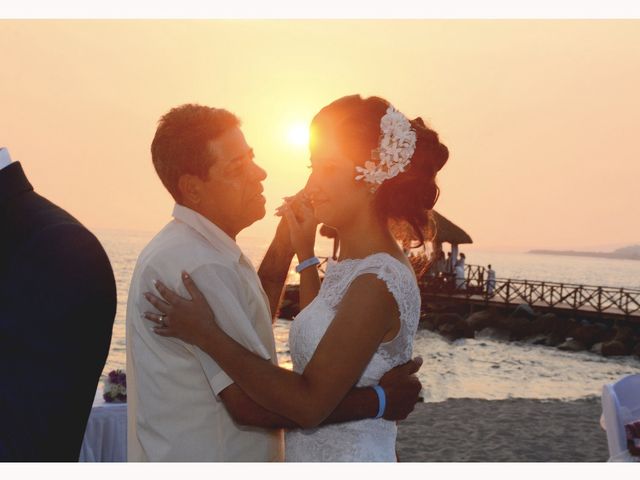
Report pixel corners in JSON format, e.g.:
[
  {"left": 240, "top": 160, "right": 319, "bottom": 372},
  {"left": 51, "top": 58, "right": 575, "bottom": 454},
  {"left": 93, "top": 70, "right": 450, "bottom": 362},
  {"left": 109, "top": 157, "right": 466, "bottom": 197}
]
[{"left": 379, "top": 356, "right": 423, "bottom": 421}]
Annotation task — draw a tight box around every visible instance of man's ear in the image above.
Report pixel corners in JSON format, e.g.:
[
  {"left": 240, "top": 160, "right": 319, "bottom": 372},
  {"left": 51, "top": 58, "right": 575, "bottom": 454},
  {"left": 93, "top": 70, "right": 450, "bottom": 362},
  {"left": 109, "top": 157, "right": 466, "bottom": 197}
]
[{"left": 177, "top": 174, "right": 202, "bottom": 205}]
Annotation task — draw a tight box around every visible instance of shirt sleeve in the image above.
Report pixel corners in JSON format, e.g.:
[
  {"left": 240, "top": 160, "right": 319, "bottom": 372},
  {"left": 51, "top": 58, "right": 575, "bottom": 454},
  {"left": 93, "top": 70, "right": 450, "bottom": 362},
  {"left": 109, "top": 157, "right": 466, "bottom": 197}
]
[{"left": 181, "top": 263, "right": 272, "bottom": 397}]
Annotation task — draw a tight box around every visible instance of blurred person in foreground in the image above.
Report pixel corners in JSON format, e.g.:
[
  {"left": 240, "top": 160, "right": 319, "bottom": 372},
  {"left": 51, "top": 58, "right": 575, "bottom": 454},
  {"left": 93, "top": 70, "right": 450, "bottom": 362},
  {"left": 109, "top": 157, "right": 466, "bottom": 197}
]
[{"left": 0, "top": 147, "right": 117, "bottom": 461}]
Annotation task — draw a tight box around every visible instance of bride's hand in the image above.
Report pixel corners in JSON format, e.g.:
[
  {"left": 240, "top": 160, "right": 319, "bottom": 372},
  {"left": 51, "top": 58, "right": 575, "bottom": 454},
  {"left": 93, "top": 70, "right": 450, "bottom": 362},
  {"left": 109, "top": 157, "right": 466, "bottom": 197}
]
[
  {"left": 276, "top": 192, "right": 317, "bottom": 260},
  {"left": 143, "top": 272, "right": 218, "bottom": 348}
]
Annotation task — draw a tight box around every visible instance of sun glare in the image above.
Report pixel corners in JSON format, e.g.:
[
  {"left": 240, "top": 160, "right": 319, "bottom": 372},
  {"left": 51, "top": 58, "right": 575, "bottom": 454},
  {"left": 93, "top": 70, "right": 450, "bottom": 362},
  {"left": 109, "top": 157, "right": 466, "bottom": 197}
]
[{"left": 287, "top": 123, "right": 310, "bottom": 148}]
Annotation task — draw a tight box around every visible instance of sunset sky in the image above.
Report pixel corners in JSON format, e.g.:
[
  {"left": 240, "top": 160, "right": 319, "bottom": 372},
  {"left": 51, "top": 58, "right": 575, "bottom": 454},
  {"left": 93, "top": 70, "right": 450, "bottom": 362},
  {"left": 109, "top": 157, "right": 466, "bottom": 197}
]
[{"left": 2, "top": 20, "right": 639, "bottom": 252}]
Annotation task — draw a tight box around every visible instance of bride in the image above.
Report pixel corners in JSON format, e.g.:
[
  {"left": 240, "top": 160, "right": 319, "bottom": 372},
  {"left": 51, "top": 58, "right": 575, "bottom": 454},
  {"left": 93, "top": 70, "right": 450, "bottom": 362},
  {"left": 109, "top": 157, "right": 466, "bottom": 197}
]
[{"left": 144, "top": 94, "right": 448, "bottom": 461}]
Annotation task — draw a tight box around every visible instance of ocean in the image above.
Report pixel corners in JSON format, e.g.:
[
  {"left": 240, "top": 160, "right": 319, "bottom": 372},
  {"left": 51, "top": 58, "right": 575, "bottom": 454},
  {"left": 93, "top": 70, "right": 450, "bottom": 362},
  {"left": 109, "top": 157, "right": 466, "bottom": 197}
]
[{"left": 95, "top": 229, "right": 640, "bottom": 404}]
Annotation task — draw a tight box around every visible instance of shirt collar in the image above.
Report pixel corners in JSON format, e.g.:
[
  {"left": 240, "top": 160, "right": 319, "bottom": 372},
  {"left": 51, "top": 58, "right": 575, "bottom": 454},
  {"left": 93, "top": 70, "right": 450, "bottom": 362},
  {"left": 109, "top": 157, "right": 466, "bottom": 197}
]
[
  {"left": 0, "top": 148, "right": 12, "bottom": 171},
  {"left": 172, "top": 203, "right": 243, "bottom": 263}
]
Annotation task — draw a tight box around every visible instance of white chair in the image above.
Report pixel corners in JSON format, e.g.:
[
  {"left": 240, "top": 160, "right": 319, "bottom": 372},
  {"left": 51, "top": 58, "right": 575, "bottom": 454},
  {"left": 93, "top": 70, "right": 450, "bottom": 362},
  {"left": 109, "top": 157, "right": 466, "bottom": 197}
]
[{"left": 601, "top": 374, "right": 640, "bottom": 462}]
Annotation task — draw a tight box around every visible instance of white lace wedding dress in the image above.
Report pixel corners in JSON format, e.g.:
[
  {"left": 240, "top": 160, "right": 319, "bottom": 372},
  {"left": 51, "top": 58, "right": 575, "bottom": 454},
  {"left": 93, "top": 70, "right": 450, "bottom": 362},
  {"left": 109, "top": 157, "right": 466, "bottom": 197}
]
[{"left": 285, "top": 253, "right": 421, "bottom": 462}]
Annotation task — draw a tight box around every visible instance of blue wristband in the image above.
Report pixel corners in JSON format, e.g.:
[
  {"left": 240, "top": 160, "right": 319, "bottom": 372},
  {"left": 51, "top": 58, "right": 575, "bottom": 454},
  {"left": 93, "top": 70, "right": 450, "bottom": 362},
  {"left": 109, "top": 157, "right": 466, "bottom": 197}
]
[
  {"left": 372, "top": 385, "right": 386, "bottom": 419},
  {"left": 295, "top": 256, "right": 320, "bottom": 273}
]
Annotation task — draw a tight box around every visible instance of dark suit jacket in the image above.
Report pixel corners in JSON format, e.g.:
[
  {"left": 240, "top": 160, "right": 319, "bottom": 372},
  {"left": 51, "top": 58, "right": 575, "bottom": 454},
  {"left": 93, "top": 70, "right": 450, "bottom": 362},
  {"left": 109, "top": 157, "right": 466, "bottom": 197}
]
[{"left": 0, "top": 162, "right": 117, "bottom": 461}]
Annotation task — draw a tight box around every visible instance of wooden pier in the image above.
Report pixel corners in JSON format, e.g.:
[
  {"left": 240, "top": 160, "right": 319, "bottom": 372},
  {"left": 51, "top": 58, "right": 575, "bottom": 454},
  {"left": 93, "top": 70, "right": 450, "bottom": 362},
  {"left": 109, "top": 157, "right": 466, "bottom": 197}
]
[
  {"left": 282, "top": 259, "right": 640, "bottom": 323},
  {"left": 421, "top": 264, "right": 640, "bottom": 322}
]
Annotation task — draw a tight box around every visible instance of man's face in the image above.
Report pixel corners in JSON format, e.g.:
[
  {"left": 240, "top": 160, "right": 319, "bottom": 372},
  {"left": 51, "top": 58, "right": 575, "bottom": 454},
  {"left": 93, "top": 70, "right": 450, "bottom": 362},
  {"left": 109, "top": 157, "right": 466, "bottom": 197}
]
[{"left": 197, "top": 127, "right": 267, "bottom": 237}]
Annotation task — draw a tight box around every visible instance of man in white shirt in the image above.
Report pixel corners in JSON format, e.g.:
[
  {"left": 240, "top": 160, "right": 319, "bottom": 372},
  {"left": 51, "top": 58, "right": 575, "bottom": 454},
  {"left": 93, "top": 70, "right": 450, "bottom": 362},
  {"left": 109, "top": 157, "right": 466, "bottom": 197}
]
[
  {"left": 127, "top": 104, "right": 423, "bottom": 462},
  {"left": 487, "top": 264, "right": 496, "bottom": 296}
]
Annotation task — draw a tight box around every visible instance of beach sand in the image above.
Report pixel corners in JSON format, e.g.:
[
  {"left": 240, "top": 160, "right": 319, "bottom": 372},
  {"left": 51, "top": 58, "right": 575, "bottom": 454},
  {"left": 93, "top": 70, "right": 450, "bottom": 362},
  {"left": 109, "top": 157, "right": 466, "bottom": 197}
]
[{"left": 396, "top": 397, "right": 608, "bottom": 462}]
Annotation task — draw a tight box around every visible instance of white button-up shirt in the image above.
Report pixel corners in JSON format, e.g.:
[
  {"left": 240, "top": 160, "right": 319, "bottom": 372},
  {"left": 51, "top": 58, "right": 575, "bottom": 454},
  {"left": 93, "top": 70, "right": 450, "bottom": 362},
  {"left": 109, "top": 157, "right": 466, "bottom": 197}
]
[
  {"left": 0, "top": 148, "right": 12, "bottom": 170},
  {"left": 126, "top": 204, "right": 283, "bottom": 461}
]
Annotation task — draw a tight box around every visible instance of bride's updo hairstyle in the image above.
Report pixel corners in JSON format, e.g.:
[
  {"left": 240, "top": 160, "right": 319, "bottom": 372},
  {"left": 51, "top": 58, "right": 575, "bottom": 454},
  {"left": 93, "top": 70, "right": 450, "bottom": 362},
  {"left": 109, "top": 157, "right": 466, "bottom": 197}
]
[{"left": 310, "top": 95, "right": 448, "bottom": 246}]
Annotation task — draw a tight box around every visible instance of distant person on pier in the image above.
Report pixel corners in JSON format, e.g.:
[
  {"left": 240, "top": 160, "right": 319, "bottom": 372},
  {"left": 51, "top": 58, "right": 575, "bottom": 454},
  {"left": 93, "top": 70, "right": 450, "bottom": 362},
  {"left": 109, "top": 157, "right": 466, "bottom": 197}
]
[
  {"left": 446, "top": 251, "right": 454, "bottom": 273},
  {"left": 432, "top": 250, "right": 446, "bottom": 277},
  {"left": 454, "top": 253, "right": 466, "bottom": 289},
  {"left": 487, "top": 264, "right": 496, "bottom": 295},
  {"left": 454, "top": 262, "right": 464, "bottom": 289}
]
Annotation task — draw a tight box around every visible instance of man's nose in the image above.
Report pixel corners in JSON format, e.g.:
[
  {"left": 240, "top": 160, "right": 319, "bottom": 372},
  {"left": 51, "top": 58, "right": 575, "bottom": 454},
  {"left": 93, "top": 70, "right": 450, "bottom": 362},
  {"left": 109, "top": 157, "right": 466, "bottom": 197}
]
[{"left": 251, "top": 161, "right": 267, "bottom": 181}]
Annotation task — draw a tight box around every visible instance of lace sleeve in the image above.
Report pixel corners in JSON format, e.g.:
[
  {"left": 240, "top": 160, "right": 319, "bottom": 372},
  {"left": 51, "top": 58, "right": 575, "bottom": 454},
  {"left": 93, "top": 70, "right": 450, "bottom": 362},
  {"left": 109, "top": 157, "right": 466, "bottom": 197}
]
[
  {"left": 353, "top": 255, "right": 420, "bottom": 339},
  {"left": 351, "top": 254, "right": 421, "bottom": 381}
]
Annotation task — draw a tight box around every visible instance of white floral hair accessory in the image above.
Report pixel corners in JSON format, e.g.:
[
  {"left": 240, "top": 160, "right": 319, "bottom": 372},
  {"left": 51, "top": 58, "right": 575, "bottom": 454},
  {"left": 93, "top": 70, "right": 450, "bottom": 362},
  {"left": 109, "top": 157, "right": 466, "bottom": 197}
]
[{"left": 355, "top": 105, "right": 416, "bottom": 191}]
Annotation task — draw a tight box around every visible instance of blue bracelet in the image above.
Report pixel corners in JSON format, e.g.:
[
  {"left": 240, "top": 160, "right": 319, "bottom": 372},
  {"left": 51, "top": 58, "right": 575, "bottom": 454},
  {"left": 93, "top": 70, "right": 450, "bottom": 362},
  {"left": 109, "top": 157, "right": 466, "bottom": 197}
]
[
  {"left": 295, "top": 256, "right": 320, "bottom": 273},
  {"left": 372, "top": 385, "right": 386, "bottom": 419}
]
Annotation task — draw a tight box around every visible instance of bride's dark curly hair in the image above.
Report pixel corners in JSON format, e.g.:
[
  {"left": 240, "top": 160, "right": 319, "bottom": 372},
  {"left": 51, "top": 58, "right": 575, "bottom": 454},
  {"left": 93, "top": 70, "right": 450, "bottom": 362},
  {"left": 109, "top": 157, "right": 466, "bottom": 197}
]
[{"left": 310, "top": 95, "right": 448, "bottom": 246}]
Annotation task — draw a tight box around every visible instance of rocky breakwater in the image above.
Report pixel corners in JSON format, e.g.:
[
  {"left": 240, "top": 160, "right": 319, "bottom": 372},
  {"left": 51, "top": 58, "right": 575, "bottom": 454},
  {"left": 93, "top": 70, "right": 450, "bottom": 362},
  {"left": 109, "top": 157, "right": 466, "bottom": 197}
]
[{"left": 420, "top": 303, "right": 640, "bottom": 360}]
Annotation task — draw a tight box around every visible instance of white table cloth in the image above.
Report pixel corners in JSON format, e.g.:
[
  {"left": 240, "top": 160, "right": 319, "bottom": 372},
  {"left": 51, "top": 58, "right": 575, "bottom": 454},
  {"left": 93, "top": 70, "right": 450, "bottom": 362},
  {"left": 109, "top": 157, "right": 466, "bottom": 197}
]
[{"left": 79, "top": 391, "right": 127, "bottom": 462}]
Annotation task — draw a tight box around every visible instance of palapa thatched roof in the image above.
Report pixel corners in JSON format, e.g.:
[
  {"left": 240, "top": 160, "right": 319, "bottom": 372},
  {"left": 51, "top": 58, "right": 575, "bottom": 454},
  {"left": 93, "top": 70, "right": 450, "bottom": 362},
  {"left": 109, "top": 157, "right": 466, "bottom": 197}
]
[
  {"left": 430, "top": 210, "right": 473, "bottom": 246},
  {"left": 388, "top": 210, "right": 472, "bottom": 246}
]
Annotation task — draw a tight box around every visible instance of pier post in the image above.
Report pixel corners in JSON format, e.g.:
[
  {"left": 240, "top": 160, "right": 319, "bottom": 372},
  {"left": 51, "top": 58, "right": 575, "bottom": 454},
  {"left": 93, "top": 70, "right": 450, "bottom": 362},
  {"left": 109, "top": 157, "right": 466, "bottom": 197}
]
[{"left": 597, "top": 287, "right": 603, "bottom": 313}]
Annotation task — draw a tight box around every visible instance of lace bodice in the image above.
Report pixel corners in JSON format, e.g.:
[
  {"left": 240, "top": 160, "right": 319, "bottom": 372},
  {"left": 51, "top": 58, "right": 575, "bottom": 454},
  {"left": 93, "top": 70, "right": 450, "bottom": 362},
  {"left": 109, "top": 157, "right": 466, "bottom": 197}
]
[{"left": 285, "top": 253, "right": 421, "bottom": 462}]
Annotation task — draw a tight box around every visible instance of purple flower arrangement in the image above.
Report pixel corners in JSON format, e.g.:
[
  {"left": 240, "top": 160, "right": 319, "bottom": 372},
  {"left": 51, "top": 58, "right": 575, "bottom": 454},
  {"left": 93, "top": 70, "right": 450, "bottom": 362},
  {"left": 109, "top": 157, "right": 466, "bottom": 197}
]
[{"left": 103, "top": 369, "right": 127, "bottom": 403}]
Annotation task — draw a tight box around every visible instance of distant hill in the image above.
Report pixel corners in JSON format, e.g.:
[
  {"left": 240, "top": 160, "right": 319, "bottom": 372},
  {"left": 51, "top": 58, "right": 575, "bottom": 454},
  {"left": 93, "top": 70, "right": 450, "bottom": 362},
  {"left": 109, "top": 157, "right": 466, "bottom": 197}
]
[{"left": 528, "top": 245, "right": 640, "bottom": 261}]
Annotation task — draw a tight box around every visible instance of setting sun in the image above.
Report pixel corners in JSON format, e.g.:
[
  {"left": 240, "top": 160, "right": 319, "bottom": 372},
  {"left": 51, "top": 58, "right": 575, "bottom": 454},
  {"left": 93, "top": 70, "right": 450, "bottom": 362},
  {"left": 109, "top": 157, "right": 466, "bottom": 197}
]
[{"left": 287, "top": 123, "right": 310, "bottom": 148}]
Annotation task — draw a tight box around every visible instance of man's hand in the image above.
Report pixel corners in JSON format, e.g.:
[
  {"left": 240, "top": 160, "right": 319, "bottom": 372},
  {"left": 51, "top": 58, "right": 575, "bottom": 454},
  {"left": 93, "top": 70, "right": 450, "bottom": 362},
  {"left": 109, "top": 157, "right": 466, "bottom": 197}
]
[{"left": 379, "top": 357, "right": 423, "bottom": 421}]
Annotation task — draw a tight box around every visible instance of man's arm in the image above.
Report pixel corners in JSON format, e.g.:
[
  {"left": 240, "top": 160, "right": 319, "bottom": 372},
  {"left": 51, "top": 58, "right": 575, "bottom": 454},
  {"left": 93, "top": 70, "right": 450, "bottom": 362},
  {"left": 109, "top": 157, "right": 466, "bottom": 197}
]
[
  {"left": 257, "top": 216, "right": 295, "bottom": 322},
  {"left": 221, "top": 358, "right": 423, "bottom": 429}
]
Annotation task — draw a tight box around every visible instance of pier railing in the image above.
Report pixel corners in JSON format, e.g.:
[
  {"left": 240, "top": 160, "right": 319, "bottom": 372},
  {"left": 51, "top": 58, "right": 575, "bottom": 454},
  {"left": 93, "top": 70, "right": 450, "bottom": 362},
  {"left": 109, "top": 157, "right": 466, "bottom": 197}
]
[
  {"left": 420, "top": 264, "right": 640, "bottom": 318},
  {"left": 310, "top": 258, "right": 640, "bottom": 318}
]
